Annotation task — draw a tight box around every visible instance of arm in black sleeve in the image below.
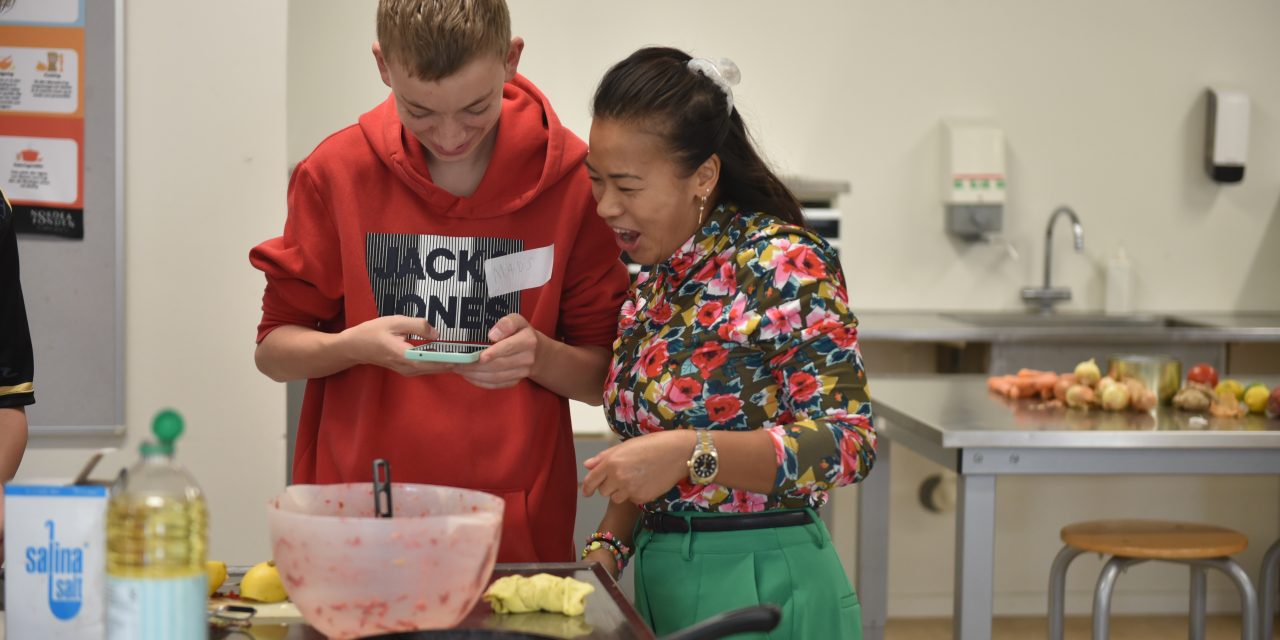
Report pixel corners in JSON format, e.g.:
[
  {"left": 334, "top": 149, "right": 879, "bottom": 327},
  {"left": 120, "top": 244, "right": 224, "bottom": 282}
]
[{"left": 0, "top": 192, "right": 34, "bottom": 409}]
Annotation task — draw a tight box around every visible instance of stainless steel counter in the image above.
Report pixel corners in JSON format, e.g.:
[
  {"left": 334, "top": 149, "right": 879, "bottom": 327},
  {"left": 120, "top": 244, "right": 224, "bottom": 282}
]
[
  {"left": 855, "top": 311, "right": 1280, "bottom": 343},
  {"left": 854, "top": 374, "right": 1280, "bottom": 640},
  {"left": 870, "top": 375, "right": 1280, "bottom": 449}
]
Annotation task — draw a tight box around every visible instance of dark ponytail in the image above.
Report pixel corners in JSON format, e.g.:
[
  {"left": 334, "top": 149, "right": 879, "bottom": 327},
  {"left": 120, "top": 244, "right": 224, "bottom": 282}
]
[{"left": 591, "top": 47, "right": 806, "bottom": 227}]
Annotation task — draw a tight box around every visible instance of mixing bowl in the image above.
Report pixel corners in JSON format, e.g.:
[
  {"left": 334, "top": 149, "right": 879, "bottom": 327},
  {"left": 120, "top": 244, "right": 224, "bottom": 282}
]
[{"left": 266, "top": 483, "right": 504, "bottom": 639}]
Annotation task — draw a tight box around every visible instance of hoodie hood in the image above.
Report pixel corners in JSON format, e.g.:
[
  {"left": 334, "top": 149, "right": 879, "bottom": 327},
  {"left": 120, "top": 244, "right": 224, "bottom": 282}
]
[{"left": 359, "top": 73, "right": 585, "bottom": 219}]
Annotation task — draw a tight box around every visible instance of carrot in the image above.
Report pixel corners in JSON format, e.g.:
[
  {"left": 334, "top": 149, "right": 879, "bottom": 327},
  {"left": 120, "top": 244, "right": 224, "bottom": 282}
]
[
  {"left": 1036, "top": 373, "right": 1060, "bottom": 399},
  {"left": 1011, "top": 375, "right": 1042, "bottom": 397},
  {"left": 991, "top": 371, "right": 1060, "bottom": 400},
  {"left": 987, "top": 375, "right": 1017, "bottom": 396}
]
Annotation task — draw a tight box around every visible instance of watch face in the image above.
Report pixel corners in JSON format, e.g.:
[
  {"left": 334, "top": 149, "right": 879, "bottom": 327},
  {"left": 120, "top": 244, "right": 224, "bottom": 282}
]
[{"left": 692, "top": 453, "right": 718, "bottom": 480}]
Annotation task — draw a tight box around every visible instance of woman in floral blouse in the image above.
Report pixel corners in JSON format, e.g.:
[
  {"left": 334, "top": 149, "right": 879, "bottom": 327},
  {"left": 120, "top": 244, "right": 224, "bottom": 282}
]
[{"left": 579, "top": 47, "right": 875, "bottom": 640}]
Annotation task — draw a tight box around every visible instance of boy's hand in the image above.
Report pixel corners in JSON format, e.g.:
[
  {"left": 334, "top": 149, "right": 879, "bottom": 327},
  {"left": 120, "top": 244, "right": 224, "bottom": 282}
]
[
  {"left": 340, "top": 315, "right": 455, "bottom": 376},
  {"left": 454, "top": 314, "right": 540, "bottom": 389}
]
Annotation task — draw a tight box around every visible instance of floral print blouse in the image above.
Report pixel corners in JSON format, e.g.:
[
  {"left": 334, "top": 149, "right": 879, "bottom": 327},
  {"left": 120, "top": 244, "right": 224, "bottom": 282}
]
[{"left": 603, "top": 203, "right": 876, "bottom": 513}]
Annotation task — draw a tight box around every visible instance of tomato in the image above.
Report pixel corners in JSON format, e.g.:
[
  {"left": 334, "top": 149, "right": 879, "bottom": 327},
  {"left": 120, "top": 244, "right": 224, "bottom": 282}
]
[{"left": 1186, "top": 363, "right": 1218, "bottom": 388}]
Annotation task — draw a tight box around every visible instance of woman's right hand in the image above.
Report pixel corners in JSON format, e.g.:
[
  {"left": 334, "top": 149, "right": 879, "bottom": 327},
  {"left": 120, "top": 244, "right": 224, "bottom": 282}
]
[
  {"left": 584, "top": 547, "right": 620, "bottom": 580},
  {"left": 339, "top": 315, "right": 455, "bottom": 377}
]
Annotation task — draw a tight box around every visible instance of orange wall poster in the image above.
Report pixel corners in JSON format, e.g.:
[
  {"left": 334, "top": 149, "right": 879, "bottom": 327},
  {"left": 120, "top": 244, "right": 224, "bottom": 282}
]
[{"left": 0, "top": 0, "right": 85, "bottom": 239}]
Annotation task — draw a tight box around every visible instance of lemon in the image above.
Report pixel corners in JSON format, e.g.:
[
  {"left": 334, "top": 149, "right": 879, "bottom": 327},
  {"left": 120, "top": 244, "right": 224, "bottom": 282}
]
[
  {"left": 240, "top": 560, "right": 289, "bottom": 603},
  {"left": 206, "top": 560, "right": 228, "bottom": 597},
  {"left": 1215, "top": 379, "right": 1245, "bottom": 400},
  {"left": 1243, "top": 384, "right": 1270, "bottom": 414}
]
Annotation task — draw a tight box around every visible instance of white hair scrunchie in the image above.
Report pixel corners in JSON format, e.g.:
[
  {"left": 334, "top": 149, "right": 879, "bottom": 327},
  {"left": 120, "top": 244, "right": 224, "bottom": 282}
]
[{"left": 686, "top": 57, "right": 741, "bottom": 114}]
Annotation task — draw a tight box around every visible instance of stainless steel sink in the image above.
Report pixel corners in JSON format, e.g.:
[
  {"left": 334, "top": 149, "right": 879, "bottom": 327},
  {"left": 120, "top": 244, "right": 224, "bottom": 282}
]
[{"left": 943, "top": 312, "right": 1179, "bottom": 329}]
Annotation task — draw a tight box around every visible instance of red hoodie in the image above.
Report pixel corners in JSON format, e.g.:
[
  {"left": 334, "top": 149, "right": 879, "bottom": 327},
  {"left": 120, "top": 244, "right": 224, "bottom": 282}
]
[{"left": 250, "top": 75, "right": 629, "bottom": 563}]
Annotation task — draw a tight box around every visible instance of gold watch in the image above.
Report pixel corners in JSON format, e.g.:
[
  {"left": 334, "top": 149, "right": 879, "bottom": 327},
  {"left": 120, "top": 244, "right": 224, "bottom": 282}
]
[{"left": 687, "top": 429, "right": 720, "bottom": 485}]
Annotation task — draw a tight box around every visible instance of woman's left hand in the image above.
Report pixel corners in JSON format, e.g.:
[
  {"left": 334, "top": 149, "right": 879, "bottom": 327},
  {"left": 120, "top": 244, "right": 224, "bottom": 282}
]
[
  {"left": 454, "top": 314, "right": 542, "bottom": 389},
  {"left": 582, "top": 430, "right": 696, "bottom": 504},
  {"left": 583, "top": 547, "right": 620, "bottom": 580}
]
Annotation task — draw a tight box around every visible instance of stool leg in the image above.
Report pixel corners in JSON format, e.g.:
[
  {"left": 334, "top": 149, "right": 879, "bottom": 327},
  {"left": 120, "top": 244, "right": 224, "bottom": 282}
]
[
  {"left": 1049, "top": 546, "right": 1085, "bottom": 640},
  {"left": 1262, "top": 539, "right": 1279, "bottom": 640},
  {"left": 1196, "top": 558, "right": 1259, "bottom": 640},
  {"left": 1093, "top": 557, "right": 1142, "bottom": 640},
  {"left": 1189, "top": 566, "right": 1207, "bottom": 640}
]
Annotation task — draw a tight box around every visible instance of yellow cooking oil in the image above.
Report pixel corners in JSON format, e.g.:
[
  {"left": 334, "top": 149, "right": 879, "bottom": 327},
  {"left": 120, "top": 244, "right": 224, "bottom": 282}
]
[{"left": 106, "top": 409, "right": 209, "bottom": 640}]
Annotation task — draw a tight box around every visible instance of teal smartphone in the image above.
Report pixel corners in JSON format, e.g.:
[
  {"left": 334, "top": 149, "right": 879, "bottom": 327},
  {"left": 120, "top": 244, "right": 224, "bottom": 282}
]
[{"left": 404, "top": 342, "right": 489, "bottom": 364}]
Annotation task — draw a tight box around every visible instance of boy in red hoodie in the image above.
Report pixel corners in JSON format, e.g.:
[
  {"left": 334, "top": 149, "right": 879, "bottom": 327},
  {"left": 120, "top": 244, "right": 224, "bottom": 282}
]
[{"left": 250, "top": 0, "right": 629, "bottom": 563}]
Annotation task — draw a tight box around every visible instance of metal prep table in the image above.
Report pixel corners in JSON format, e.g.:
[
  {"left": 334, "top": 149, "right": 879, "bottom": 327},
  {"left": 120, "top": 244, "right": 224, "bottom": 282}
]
[{"left": 855, "top": 374, "right": 1280, "bottom": 640}]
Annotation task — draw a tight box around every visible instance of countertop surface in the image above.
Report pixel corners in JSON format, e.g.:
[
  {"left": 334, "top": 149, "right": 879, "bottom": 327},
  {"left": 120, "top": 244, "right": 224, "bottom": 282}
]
[
  {"left": 854, "top": 310, "right": 1280, "bottom": 343},
  {"left": 0, "top": 564, "right": 650, "bottom": 640},
  {"left": 869, "top": 374, "right": 1280, "bottom": 449},
  {"left": 229, "top": 562, "right": 654, "bottom": 640}
]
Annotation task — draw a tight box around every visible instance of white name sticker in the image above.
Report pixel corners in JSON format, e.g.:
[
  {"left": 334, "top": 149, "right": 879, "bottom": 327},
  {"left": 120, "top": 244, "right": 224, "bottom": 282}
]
[{"left": 484, "top": 245, "right": 554, "bottom": 297}]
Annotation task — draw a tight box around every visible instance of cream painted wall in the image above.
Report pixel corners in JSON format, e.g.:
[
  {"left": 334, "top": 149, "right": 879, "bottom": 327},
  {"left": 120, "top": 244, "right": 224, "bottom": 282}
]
[
  {"left": 278, "top": 0, "right": 1280, "bottom": 619},
  {"left": 15, "top": 1, "right": 289, "bottom": 566},
  {"left": 289, "top": 0, "right": 1280, "bottom": 314}
]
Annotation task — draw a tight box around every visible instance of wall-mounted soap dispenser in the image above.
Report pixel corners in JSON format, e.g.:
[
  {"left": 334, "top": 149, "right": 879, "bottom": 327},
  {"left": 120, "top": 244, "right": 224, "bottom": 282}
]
[
  {"left": 1205, "top": 88, "right": 1249, "bottom": 183},
  {"left": 944, "top": 121, "right": 1005, "bottom": 241}
]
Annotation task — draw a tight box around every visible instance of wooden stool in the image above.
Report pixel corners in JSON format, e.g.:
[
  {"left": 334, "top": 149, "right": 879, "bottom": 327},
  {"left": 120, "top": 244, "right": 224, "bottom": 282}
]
[
  {"left": 1262, "top": 538, "right": 1280, "bottom": 640},
  {"left": 1047, "top": 520, "right": 1258, "bottom": 640}
]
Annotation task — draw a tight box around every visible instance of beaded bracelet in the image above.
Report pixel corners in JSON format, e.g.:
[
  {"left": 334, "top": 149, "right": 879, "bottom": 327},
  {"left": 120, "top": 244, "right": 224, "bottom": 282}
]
[
  {"left": 587, "top": 531, "right": 633, "bottom": 560},
  {"left": 582, "top": 540, "right": 625, "bottom": 574},
  {"left": 581, "top": 531, "right": 633, "bottom": 574}
]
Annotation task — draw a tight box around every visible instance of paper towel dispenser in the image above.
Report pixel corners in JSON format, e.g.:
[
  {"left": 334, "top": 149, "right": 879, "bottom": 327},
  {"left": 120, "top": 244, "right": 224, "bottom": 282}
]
[{"left": 944, "top": 121, "right": 1005, "bottom": 241}]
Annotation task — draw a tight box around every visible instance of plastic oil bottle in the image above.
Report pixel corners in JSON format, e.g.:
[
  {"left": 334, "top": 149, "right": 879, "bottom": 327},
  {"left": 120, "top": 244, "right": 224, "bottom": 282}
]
[{"left": 106, "top": 409, "right": 208, "bottom": 639}]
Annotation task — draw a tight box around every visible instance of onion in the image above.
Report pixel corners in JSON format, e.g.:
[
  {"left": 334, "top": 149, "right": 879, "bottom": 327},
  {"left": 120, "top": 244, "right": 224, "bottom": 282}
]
[
  {"left": 1054, "top": 374, "right": 1078, "bottom": 402},
  {"left": 1074, "top": 358, "right": 1101, "bottom": 387},
  {"left": 1065, "top": 384, "right": 1096, "bottom": 409},
  {"left": 1100, "top": 384, "right": 1130, "bottom": 411},
  {"left": 1130, "top": 388, "right": 1158, "bottom": 412}
]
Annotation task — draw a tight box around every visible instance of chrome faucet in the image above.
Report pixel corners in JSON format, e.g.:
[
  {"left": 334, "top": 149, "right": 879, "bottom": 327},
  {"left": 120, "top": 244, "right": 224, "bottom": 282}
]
[{"left": 1020, "top": 205, "right": 1084, "bottom": 314}]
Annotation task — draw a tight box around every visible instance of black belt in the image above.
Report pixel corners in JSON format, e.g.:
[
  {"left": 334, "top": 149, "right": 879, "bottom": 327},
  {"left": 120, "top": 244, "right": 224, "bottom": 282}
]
[{"left": 641, "top": 509, "right": 812, "bottom": 533}]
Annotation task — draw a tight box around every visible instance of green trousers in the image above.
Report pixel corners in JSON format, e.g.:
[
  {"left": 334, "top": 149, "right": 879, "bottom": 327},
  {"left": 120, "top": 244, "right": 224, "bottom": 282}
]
[{"left": 632, "top": 509, "right": 862, "bottom": 640}]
